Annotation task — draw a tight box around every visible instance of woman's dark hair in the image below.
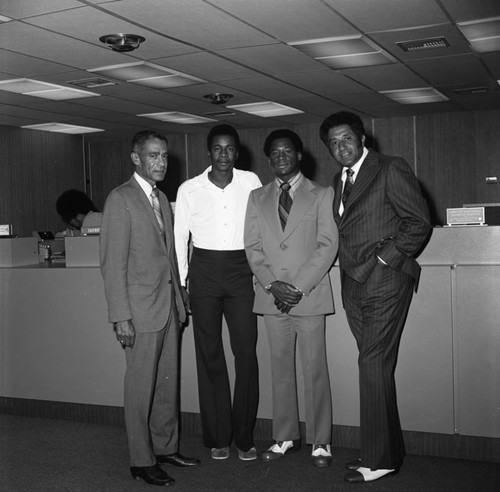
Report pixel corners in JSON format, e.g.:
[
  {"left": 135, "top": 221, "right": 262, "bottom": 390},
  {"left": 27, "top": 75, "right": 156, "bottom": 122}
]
[{"left": 56, "top": 189, "right": 98, "bottom": 224}]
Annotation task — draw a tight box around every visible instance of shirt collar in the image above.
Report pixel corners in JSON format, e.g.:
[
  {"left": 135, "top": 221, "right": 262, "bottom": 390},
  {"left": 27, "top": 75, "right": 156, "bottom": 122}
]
[
  {"left": 276, "top": 171, "right": 302, "bottom": 191},
  {"left": 134, "top": 171, "right": 155, "bottom": 195},
  {"left": 342, "top": 147, "right": 368, "bottom": 181}
]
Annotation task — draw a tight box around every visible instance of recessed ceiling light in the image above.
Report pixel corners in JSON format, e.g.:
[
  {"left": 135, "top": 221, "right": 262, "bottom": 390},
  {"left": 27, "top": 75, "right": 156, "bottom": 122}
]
[
  {"left": 22, "top": 123, "right": 104, "bottom": 134},
  {"left": 289, "top": 35, "right": 396, "bottom": 69},
  {"left": 88, "top": 62, "right": 206, "bottom": 89},
  {"left": 137, "top": 112, "right": 217, "bottom": 124},
  {"left": 0, "top": 78, "right": 99, "bottom": 100},
  {"left": 226, "top": 102, "right": 303, "bottom": 117},
  {"left": 380, "top": 87, "right": 448, "bottom": 104},
  {"left": 458, "top": 17, "right": 500, "bottom": 53}
]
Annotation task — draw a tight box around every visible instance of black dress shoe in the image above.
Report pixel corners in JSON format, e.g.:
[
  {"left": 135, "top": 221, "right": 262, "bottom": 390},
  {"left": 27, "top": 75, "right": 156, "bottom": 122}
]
[
  {"left": 156, "top": 452, "right": 200, "bottom": 467},
  {"left": 344, "top": 469, "right": 399, "bottom": 483},
  {"left": 130, "top": 464, "right": 175, "bottom": 486},
  {"left": 345, "top": 458, "right": 362, "bottom": 471}
]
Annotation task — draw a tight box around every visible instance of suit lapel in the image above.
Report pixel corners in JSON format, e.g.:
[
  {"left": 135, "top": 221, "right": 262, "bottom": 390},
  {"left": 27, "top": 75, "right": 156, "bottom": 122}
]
[
  {"left": 282, "top": 178, "right": 315, "bottom": 239},
  {"left": 129, "top": 177, "right": 168, "bottom": 250},
  {"left": 260, "top": 183, "right": 281, "bottom": 238},
  {"left": 342, "top": 151, "right": 382, "bottom": 217}
]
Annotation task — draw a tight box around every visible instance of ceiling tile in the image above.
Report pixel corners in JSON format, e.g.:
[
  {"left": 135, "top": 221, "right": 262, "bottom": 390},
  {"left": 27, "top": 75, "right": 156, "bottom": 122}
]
[
  {"left": 407, "top": 54, "right": 492, "bottom": 86},
  {"left": 100, "top": 0, "right": 275, "bottom": 50},
  {"left": 439, "top": 0, "right": 500, "bottom": 22},
  {"left": 324, "top": 0, "right": 449, "bottom": 32},
  {"left": 340, "top": 64, "right": 429, "bottom": 91},
  {"left": 210, "top": 0, "right": 358, "bottom": 41}
]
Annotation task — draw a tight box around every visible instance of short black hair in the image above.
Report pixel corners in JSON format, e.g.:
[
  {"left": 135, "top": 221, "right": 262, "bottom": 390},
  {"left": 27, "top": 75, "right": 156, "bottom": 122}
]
[
  {"left": 263, "top": 129, "right": 303, "bottom": 157},
  {"left": 131, "top": 130, "right": 168, "bottom": 153},
  {"left": 56, "top": 189, "right": 98, "bottom": 224},
  {"left": 207, "top": 124, "right": 240, "bottom": 150},
  {"left": 319, "top": 111, "right": 365, "bottom": 146}
]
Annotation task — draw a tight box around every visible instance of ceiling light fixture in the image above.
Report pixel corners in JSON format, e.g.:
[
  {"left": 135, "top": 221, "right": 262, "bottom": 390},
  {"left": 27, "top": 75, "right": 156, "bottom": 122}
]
[
  {"left": 458, "top": 17, "right": 500, "bottom": 53},
  {"left": 138, "top": 111, "right": 217, "bottom": 124},
  {"left": 227, "top": 102, "right": 303, "bottom": 117},
  {"left": 380, "top": 87, "right": 448, "bottom": 104},
  {"left": 22, "top": 123, "right": 104, "bottom": 134},
  {"left": 88, "top": 62, "right": 206, "bottom": 89},
  {"left": 203, "top": 93, "right": 234, "bottom": 105},
  {"left": 288, "top": 35, "right": 396, "bottom": 69},
  {"left": 99, "top": 33, "right": 146, "bottom": 52},
  {"left": 0, "top": 78, "right": 99, "bottom": 100}
]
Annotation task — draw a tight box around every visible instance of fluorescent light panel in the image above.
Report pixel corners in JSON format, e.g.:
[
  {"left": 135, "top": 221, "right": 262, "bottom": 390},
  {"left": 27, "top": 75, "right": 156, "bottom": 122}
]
[
  {"left": 138, "top": 112, "right": 216, "bottom": 124},
  {"left": 288, "top": 35, "right": 395, "bottom": 69},
  {"left": 380, "top": 87, "right": 448, "bottom": 104},
  {"left": 226, "top": 102, "right": 303, "bottom": 117},
  {"left": 88, "top": 62, "right": 206, "bottom": 89},
  {"left": 458, "top": 17, "right": 500, "bottom": 53},
  {"left": 22, "top": 123, "right": 104, "bottom": 134},
  {"left": 0, "top": 78, "right": 99, "bottom": 100}
]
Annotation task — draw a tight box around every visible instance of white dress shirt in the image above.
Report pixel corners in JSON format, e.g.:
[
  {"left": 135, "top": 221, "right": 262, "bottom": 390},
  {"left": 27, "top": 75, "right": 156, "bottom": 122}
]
[
  {"left": 133, "top": 171, "right": 155, "bottom": 205},
  {"left": 174, "top": 167, "right": 262, "bottom": 286}
]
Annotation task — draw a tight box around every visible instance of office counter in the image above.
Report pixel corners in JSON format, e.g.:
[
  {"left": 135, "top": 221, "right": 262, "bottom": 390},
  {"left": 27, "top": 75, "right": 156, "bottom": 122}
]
[{"left": 0, "top": 227, "right": 499, "bottom": 450}]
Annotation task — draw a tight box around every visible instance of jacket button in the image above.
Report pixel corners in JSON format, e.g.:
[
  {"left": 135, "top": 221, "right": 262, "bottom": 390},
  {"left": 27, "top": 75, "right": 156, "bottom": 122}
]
[{"left": 168, "top": 280, "right": 172, "bottom": 284}]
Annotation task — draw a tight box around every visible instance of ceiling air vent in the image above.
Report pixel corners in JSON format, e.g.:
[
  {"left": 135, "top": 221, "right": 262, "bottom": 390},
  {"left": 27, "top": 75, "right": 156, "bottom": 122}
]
[
  {"left": 396, "top": 36, "right": 450, "bottom": 52},
  {"left": 68, "top": 77, "right": 117, "bottom": 88},
  {"left": 202, "top": 110, "right": 236, "bottom": 118},
  {"left": 453, "top": 86, "right": 489, "bottom": 95}
]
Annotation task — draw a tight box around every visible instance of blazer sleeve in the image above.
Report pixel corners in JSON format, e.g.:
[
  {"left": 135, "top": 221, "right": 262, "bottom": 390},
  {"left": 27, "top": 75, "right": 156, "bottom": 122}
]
[
  {"left": 293, "top": 186, "right": 338, "bottom": 295},
  {"left": 244, "top": 190, "right": 278, "bottom": 289},
  {"left": 99, "top": 190, "right": 132, "bottom": 323},
  {"left": 377, "top": 158, "right": 431, "bottom": 269}
]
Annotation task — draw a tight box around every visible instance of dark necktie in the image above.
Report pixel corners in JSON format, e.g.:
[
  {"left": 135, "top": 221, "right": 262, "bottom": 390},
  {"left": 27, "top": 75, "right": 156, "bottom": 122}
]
[
  {"left": 150, "top": 187, "right": 165, "bottom": 234},
  {"left": 342, "top": 168, "right": 355, "bottom": 205},
  {"left": 278, "top": 181, "right": 293, "bottom": 230}
]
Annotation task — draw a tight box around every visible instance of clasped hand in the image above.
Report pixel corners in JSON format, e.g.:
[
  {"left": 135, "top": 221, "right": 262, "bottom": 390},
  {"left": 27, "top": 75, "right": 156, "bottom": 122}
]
[{"left": 269, "top": 280, "right": 303, "bottom": 314}]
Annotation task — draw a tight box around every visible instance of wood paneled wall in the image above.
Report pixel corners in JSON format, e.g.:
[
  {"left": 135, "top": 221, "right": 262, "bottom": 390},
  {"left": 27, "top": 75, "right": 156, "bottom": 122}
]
[
  {"left": 0, "top": 126, "right": 84, "bottom": 237},
  {"left": 2, "top": 109, "right": 500, "bottom": 235}
]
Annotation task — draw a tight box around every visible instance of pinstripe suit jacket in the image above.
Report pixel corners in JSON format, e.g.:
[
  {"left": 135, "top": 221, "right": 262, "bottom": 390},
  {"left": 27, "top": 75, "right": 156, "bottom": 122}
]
[
  {"left": 333, "top": 151, "right": 431, "bottom": 285},
  {"left": 100, "top": 176, "right": 186, "bottom": 332}
]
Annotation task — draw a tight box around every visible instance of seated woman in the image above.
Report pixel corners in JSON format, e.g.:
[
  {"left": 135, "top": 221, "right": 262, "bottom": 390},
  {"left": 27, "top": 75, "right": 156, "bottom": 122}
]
[{"left": 56, "top": 189, "right": 103, "bottom": 230}]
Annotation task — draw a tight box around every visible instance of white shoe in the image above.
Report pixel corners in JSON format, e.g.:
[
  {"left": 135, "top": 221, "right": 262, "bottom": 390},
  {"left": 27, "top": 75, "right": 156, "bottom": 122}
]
[
  {"left": 345, "top": 466, "right": 397, "bottom": 482},
  {"left": 311, "top": 444, "right": 332, "bottom": 467}
]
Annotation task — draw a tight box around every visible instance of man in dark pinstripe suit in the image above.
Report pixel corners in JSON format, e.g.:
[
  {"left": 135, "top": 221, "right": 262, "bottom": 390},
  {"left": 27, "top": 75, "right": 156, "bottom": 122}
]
[{"left": 320, "top": 112, "right": 431, "bottom": 483}]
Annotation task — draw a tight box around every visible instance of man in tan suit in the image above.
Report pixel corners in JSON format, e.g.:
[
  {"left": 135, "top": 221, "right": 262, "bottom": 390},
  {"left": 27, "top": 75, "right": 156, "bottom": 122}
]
[
  {"left": 244, "top": 129, "right": 338, "bottom": 467},
  {"left": 100, "top": 130, "right": 199, "bottom": 486}
]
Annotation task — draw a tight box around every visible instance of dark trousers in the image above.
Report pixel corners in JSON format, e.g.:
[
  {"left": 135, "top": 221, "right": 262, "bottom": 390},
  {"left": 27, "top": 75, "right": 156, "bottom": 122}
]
[
  {"left": 343, "top": 263, "right": 414, "bottom": 470},
  {"left": 189, "top": 248, "right": 259, "bottom": 451}
]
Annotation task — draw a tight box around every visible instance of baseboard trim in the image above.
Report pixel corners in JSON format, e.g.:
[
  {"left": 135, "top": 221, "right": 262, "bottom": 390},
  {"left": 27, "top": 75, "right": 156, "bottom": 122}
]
[{"left": 1, "top": 397, "right": 498, "bottom": 463}]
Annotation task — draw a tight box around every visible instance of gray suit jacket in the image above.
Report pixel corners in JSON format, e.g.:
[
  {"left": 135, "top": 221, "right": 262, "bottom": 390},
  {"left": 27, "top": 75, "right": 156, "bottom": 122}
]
[
  {"left": 100, "top": 176, "right": 186, "bottom": 332},
  {"left": 244, "top": 176, "right": 338, "bottom": 316}
]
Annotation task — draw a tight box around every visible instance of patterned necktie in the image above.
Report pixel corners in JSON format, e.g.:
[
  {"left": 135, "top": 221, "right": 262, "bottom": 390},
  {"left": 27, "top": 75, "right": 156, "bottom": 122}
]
[
  {"left": 278, "top": 181, "right": 293, "bottom": 230},
  {"left": 150, "top": 187, "right": 165, "bottom": 234},
  {"left": 342, "top": 168, "right": 355, "bottom": 205}
]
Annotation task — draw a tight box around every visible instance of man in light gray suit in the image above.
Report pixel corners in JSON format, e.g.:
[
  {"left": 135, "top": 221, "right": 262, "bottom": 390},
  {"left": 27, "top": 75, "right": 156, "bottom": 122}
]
[
  {"left": 244, "top": 129, "right": 338, "bottom": 467},
  {"left": 100, "top": 130, "right": 199, "bottom": 486}
]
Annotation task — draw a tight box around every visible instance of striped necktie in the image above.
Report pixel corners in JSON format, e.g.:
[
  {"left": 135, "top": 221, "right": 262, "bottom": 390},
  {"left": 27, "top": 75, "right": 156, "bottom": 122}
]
[
  {"left": 150, "top": 187, "right": 165, "bottom": 234},
  {"left": 342, "top": 168, "right": 355, "bottom": 205},
  {"left": 278, "top": 181, "right": 292, "bottom": 230}
]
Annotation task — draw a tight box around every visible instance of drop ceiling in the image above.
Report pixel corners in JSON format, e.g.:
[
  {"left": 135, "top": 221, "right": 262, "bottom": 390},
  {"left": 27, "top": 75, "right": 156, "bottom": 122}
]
[{"left": 0, "top": 0, "right": 499, "bottom": 141}]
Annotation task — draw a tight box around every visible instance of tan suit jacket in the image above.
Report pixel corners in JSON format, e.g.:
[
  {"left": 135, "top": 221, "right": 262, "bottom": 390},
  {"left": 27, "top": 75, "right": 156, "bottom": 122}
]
[
  {"left": 100, "top": 176, "right": 185, "bottom": 332},
  {"left": 244, "top": 176, "right": 338, "bottom": 316}
]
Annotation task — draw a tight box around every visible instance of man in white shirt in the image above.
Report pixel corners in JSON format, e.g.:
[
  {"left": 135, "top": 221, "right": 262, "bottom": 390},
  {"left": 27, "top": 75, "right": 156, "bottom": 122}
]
[{"left": 175, "top": 124, "right": 262, "bottom": 461}]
